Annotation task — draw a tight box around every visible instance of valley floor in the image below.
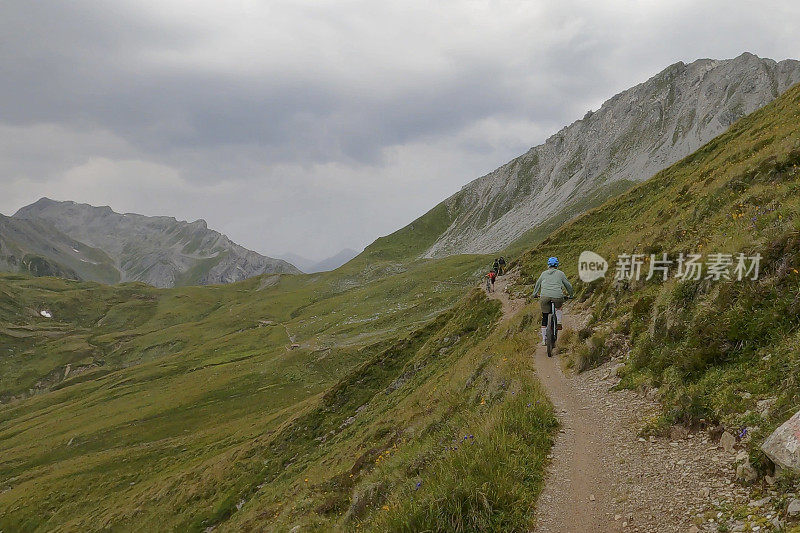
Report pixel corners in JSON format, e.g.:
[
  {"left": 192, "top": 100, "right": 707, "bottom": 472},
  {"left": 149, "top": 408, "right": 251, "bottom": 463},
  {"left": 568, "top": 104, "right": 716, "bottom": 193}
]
[{"left": 488, "top": 276, "right": 780, "bottom": 532}]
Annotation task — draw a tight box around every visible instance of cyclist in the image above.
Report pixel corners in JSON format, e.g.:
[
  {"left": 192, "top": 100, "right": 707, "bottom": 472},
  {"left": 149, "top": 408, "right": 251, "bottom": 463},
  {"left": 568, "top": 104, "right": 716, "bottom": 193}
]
[
  {"left": 492, "top": 258, "right": 500, "bottom": 275},
  {"left": 486, "top": 270, "right": 497, "bottom": 292},
  {"left": 532, "top": 257, "right": 574, "bottom": 346},
  {"left": 498, "top": 256, "right": 506, "bottom": 275}
]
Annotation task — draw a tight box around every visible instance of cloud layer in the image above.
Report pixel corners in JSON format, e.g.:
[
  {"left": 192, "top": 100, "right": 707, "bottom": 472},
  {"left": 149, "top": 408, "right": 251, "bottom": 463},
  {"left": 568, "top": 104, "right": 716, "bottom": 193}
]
[{"left": 2, "top": 0, "right": 799, "bottom": 259}]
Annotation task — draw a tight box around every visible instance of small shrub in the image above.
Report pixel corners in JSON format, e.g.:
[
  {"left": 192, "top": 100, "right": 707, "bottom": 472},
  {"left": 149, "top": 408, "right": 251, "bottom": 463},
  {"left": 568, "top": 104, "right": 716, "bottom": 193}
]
[{"left": 575, "top": 331, "right": 610, "bottom": 373}]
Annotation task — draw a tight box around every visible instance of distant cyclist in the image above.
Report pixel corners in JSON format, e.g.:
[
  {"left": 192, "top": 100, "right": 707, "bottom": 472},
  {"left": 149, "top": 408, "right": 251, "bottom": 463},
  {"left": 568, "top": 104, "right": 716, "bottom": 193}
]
[
  {"left": 498, "top": 256, "right": 506, "bottom": 275},
  {"left": 486, "top": 270, "right": 497, "bottom": 292},
  {"left": 533, "top": 257, "right": 574, "bottom": 346},
  {"left": 492, "top": 258, "right": 500, "bottom": 275}
]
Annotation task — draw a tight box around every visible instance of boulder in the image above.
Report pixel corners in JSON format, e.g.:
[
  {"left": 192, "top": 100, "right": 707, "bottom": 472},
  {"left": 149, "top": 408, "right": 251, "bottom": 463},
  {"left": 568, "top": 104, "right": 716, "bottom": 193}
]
[
  {"left": 761, "top": 409, "right": 800, "bottom": 472},
  {"left": 345, "top": 481, "right": 388, "bottom": 522},
  {"left": 720, "top": 431, "right": 736, "bottom": 453},
  {"left": 787, "top": 498, "right": 800, "bottom": 516},
  {"left": 735, "top": 450, "right": 749, "bottom": 463},
  {"left": 748, "top": 496, "right": 770, "bottom": 508},
  {"left": 736, "top": 460, "right": 757, "bottom": 482}
]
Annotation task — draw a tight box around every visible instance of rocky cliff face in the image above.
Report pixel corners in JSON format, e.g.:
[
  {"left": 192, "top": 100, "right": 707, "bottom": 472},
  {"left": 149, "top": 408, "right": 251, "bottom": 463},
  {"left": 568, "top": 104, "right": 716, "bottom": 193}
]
[
  {"left": 422, "top": 53, "right": 800, "bottom": 257},
  {"left": 7, "top": 199, "right": 299, "bottom": 287},
  {"left": 0, "top": 214, "right": 120, "bottom": 283}
]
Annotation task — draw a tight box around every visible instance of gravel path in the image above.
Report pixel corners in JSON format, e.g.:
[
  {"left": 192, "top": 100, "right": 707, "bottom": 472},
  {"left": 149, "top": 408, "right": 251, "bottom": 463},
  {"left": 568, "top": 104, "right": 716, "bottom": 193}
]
[
  {"left": 531, "top": 309, "right": 787, "bottom": 532},
  {"left": 483, "top": 285, "right": 778, "bottom": 532}
]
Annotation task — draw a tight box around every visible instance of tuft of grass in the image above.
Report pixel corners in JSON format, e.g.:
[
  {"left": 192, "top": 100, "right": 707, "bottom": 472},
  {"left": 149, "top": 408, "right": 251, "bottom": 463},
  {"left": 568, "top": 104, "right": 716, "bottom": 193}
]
[
  {"left": 573, "top": 331, "right": 611, "bottom": 372},
  {"left": 378, "top": 386, "right": 554, "bottom": 533}
]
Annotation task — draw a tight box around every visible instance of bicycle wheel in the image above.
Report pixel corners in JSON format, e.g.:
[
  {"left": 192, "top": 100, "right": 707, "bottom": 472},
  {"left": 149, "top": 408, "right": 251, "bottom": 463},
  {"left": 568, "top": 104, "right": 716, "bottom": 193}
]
[
  {"left": 552, "top": 303, "right": 559, "bottom": 344},
  {"left": 546, "top": 313, "right": 555, "bottom": 358}
]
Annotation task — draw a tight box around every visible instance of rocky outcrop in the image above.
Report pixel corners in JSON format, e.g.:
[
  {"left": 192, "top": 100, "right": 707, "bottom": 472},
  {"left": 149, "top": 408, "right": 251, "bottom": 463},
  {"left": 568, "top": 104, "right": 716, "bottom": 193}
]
[
  {"left": 6, "top": 198, "right": 299, "bottom": 287},
  {"left": 761, "top": 409, "right": 800, "bottom": 472},
  {"left": 421, "top": 53, "right": 800, "bottom": 257},
  {"left": 0, "top": 213, "right": 117, "bottom": 282}
]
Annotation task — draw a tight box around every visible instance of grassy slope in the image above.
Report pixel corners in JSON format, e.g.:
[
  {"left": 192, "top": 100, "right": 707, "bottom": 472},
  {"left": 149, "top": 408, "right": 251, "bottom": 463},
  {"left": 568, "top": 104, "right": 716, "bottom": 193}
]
[
  {"left": 3, "top": 241, "right": 547, "bottom": 530},
  {"left": 515, "top": 83, "right": 800, "bottom": 465},
  {"left": 224, "top": 295, "right": 555, "bottom": 533},
  {"left": 360, "top": 201, "right": 456, "bottom": 262}
]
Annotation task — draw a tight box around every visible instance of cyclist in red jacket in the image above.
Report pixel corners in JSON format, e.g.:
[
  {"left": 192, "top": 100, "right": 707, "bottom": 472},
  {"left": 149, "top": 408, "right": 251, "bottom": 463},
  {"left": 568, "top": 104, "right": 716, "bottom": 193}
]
[{"left": 486, "top": 270, "right": 497, "bottom": 292}]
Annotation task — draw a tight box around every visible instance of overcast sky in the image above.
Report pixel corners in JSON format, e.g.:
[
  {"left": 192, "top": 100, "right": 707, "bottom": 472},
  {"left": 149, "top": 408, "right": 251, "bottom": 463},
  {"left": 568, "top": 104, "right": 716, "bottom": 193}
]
[{"left": 2, "top": 1, "right": 799, "bottom": 260}]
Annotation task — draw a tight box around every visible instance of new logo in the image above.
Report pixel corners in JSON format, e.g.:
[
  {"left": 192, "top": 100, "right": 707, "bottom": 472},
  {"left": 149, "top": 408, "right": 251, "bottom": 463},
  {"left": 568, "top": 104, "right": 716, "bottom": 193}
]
[{"left": 578, "top": 250, "right": 608, "bottom": 282}]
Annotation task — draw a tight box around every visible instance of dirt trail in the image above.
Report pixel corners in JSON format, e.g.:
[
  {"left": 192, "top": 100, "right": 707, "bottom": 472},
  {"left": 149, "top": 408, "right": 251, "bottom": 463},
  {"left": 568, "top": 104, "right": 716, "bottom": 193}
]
[
  {"left": 532, "top": 311, "right": 617, "bottom": 532},
  {"left": 486, "top": 273, "right": 609, "bottom": 529},
  {"left": 484, "top": 278, "right": 746, "bottom": 532},
  {"left": 484, "top": 270, "right": 525, "bottom": 319}
]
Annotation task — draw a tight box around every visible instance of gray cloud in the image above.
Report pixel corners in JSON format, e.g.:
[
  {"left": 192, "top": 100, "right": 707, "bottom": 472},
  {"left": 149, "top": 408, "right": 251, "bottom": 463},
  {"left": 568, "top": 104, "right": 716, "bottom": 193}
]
[{"left": 2, "top": 0, "right": 800, "bottom": 259}]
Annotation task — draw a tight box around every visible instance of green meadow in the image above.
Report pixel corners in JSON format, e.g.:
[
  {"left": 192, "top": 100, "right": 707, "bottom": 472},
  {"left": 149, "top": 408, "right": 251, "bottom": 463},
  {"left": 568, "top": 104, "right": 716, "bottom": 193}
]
[{"left": 1, "top": 250, "right": 557, "bottom": 531}]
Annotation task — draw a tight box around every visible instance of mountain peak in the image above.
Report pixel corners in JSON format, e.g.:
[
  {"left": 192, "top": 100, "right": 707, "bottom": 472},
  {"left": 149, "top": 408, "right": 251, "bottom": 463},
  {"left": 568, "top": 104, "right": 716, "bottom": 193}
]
[
  {"left": 14, "top": 197, "right": 59, "bottom": 216},
  {"left": 188, "top": 219, "right": 208, "bottom": 230},
  {"left": 5, "top": 200, "right": 299, "bottom": 286},
  {"left": 402, "top": 54, "right": 800, "bottom": 259}
]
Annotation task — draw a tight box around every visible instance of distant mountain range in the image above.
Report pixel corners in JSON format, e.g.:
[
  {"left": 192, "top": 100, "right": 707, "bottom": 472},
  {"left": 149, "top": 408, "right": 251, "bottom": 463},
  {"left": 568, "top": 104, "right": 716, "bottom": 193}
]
[
  {"left": 0, "top": 198, "right": 299, "bottom": 287},
  {"left": 373, "top": 53, "right": 800, "bottom": 259},
  {"left": 5, "top": 54, "right": 799, "bottom": 286},
  {"left": 280, "top": 248, "right": 360, "bottom": 273}
]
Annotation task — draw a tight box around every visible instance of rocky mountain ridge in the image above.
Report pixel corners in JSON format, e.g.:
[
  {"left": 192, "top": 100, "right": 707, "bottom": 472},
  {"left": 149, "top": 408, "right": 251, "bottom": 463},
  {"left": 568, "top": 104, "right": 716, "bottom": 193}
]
[
  {"left": 420, "top": 53, "right": 800, "bottom": 257},
  {"left": 2, "top": 198, "right": 299, "bottom": 287}
]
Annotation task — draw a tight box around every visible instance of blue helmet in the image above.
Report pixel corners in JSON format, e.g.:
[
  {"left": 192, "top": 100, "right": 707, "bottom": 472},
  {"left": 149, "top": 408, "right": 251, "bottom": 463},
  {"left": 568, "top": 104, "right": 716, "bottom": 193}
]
[{"left": 547, "top": 257, "right": 559, "bottom": 267}]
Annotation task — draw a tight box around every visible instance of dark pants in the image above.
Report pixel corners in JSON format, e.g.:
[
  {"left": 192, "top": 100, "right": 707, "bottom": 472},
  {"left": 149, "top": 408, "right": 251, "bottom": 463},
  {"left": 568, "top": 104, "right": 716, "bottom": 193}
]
[{"left": 540, "top": 297, "right": 564, "bottom": 326}]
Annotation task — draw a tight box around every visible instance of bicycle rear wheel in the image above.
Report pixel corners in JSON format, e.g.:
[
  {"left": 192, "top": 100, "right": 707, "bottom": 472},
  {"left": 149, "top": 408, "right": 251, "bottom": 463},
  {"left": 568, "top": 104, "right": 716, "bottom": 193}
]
[{"left": 546, "top": 313, "right": 555, "bottom": 357}]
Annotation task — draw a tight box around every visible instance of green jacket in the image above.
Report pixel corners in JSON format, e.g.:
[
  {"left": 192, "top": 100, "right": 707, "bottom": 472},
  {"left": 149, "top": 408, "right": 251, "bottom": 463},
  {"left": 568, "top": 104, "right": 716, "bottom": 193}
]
[{"left": 533, "top": 268, "right": 574, "bottom": 299}]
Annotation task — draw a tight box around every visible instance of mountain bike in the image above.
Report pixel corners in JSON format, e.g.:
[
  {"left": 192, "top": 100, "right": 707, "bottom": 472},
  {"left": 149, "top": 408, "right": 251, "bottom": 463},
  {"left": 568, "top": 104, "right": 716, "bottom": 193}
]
[{"left": 486, "top": 276, "right": 492, "bottom": 293}]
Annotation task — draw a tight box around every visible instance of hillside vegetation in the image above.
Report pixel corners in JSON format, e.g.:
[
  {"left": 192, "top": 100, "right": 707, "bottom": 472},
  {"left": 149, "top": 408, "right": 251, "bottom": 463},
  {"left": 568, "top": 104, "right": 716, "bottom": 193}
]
[
  {"left": 2, "top": 245, "right": 557, "bottom": 531},
  {"left": 515, "top": 82, "right": 800, "bottom": 466}
]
